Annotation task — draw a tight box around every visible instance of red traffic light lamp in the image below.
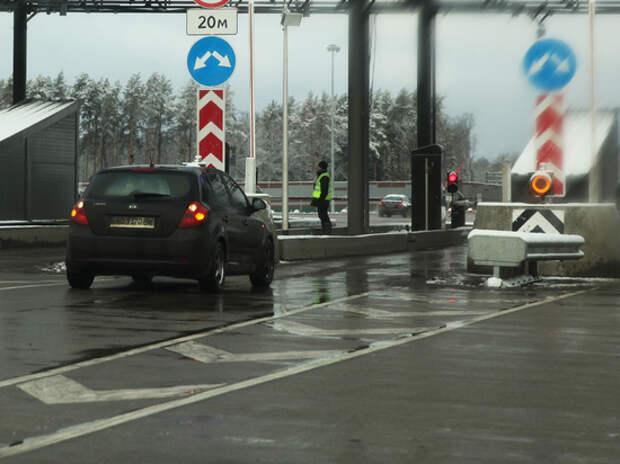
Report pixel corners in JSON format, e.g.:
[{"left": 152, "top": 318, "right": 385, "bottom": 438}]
[{"left": 446, "top": 171, "right": 458, "bottom": 193}]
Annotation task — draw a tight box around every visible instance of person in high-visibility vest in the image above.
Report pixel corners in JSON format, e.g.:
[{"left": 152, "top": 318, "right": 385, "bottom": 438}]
[{"left": 311, "top": 160, "right": 332, "bottom": 234}]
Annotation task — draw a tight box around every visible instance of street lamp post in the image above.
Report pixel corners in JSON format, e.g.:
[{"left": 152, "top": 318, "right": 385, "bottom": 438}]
[{"left": 327, "top": 44, "right": 340, "bottom": 214}]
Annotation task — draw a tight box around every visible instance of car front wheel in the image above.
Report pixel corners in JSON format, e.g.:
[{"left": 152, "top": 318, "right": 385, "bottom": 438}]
[
  {"left": 200, "top": 242, "right": 226, "bottom": 293},
  {"left": 250, "top": 240, "right": 275, "bottom": 287},
  {"left": 67, "top": 270, "right": 94, "bottom": 289}
]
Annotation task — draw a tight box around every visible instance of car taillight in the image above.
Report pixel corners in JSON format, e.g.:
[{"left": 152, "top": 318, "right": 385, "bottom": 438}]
[
  {"left": 398, "top": 201, "right": 403, "bottom": 207},
  {"left": 70, "top": 200, "right": 88, "bottom": 225},
  {"left": 178, "top": 202, "right": 209, "bottom": 228},
  {"left": 379, "top": 201, "right": 383, "bottom": 206}
]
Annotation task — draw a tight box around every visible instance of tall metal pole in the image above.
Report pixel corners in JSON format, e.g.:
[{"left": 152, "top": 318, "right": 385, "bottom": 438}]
[
  {"left": 347, "top": 0, "right": 369, "bottom": 235},
  {"left": 588, "top": 0, "right": 598, "bottom": 202},
  {"left": 413, "top": 0, "right": 440, "bottom": 230},
  {"left": 327, "top": 44, "right": 340, "bottom": 214},
  {"left": 245, "top": 0, "right": 257, "bottom": 194},
  {"left": 13, "top": 0, "right": 27, "bottom": 104},
  {"left": 282, "top": 10, "right": 289, "bottom": 231}
]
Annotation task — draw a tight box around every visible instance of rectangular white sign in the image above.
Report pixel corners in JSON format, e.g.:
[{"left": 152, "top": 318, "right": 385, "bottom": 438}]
[{"left": 187, "top": 8, "right": 237, "bottom": 36}]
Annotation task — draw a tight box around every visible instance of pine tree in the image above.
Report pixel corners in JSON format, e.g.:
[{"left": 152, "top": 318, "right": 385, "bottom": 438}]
[
  {"left": 144, "top": 73, "right": 175, "bottom": 164},
  {"left": 176, "top": 80, "right": 199, "bottom": 163},
  {"left": 122, "top": 74, "right": 146, "bottom": 165}
]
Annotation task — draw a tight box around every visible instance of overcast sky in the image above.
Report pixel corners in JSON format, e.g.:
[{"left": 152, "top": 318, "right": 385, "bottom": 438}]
[{"left": 1, "top": 7, "right": 619, "bottom": 160}]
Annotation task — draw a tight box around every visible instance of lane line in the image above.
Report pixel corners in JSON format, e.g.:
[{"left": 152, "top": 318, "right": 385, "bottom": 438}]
[
  {"left": 328, "top": 305, "right": 492, "bottom": 318},
  {"left": 167, "top": 341, "right": 342, "bottom": 364},
  {"left": 18, "top": 375, "right": 224, "bottom": 404},
  {"left": 268, "top": 319, "right": 432, "bottom": 337},
  {"left": 0, "top": 283, "right": 67, "bottom": 292},
  {"left": 0, "top": 277, "right": 115, "bottom": 292},
  {"left": 0, "top": 280, "right": 63, "bottom": 284},
  {"left": 0, "top": 292, "right": 370, "bottom": 389},
  {"left": 0, "top": 287, "right": 595, "bottom": 459}
]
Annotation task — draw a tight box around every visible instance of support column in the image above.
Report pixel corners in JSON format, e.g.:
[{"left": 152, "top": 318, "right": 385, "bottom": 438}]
[
  {"left": 413, "top": 0, "right": 441, "bottom": 230},
  {"left": 13, "top": 0, "right": 27, "bottom": 104},
  {"left": 347, "top": 0, "right": 370, "bottom": 235}
]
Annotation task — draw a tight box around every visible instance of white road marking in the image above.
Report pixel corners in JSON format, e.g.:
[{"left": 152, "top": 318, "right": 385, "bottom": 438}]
[
  {"left": 0, "top": 292, "right": 370, "bottom": 389},
  {"left": 0, "top": 278, "right": 115, "bottom": 292},
  {"left": 0, "top": 288, "right": 595, "bottom": 459},
  {"left": 329, "top": 304, "right": 491, "bottom": 318},
  {"left": 0, "top": 280, "right": 58, "bottom": 284},
  {"left": 268, "top": 320, "right": 432, "bottom": 337},
  {"left": 0, "top": 282, "right": 67, "bottom": 292},
  {"left": 18, "top": 375, "right": 223, "bottom": 404},
  {"left": 167, "top": 341, "right": 342, "bottom": 364}
]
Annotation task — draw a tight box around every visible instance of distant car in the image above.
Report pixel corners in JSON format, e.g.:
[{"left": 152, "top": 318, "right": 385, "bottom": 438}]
[
  {"left": 378, "top": 194, "right": 411, "bottom": 217},
  {"left": 66, "top": 165, "right": 276, "bottom": 292}
]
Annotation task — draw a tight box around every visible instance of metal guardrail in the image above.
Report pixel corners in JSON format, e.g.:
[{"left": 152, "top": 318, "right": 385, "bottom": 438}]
[{"left": 468, "top": 229, "right": 585, "bottom": 279}]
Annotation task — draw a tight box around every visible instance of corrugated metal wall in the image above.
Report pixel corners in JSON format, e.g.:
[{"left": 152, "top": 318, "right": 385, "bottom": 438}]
[
  {"left": 29, "top": 115, "right": 76, "bottom": 219},
  {"left": 0, "top": 137, "right": 26, "bottom": 220},
  {"left": 0, "top": 111, "right": 76, "bottom": 221}
]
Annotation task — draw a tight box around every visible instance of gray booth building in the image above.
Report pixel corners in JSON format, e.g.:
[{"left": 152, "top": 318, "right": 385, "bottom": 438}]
[{"left": 0, "top": 100, "right": 79, "bottom": 222}]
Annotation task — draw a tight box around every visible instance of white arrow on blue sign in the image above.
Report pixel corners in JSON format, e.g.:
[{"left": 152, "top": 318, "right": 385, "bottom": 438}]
[
  {"left": 187, "top": 36, "right": 236, "bottom": 87},
  {"left": 523, "top": 38, "right": 577, "bottom": 92}
]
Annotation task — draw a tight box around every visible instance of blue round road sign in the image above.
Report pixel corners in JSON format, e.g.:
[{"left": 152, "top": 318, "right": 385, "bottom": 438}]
[
  {"left": 523, "top": 38, "right": 577, "bottom": 92},
  {"left": 187, "top": 36, "right": 236, "bottom": 87}
]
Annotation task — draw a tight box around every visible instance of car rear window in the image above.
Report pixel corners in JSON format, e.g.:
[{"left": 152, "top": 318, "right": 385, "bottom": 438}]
[
  {"left": 86, "top": 171, "right": 195, "bottom": 200},
  {"left": 384, "top": 195, "right": 406, "bottom": 201}
]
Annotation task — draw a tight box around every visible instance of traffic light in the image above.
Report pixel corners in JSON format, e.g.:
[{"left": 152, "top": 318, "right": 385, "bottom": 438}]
[
  {"left": 446, "top": 171, "right": 458, "bottom": 194},
  {"left": 529, "top": 171, "right": 553, "bottom": 197}
]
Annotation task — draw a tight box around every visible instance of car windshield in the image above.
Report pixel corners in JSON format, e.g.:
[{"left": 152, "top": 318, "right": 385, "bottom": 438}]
[{"left": 86, "top": 171, "right": 194, "bottom": 200}]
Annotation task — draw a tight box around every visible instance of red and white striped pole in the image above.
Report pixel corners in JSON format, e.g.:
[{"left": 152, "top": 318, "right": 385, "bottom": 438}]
[
  {"left": 197, "top": 88, "right": 226, "bottom": 170},
  {"left": 534, "top": 92, "right": 565, "bottom": 197}
]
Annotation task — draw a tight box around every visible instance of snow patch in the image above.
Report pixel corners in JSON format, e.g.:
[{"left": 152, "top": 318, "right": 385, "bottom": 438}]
[
  {"left": 39, "top": 262, "right": 66, "bottom": 274},
  {"left": 485, "top": 277, "right": 503, "bottom": 288}
]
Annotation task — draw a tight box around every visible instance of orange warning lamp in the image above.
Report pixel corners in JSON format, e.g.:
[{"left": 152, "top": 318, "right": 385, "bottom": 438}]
[{"left": 529, "top": 171, "right": 553, "bottom": 196}]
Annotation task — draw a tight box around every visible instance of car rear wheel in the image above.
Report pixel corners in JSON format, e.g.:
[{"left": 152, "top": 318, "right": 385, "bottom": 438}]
[
  {"left": 250, "top": 240, "right": 275, "bottom": 287},
  {"left": 67, "top": 270, "right": 94, "bottom": 289},
  {"left": 200, "top": 242, "right": 225, "bottom": 293}
]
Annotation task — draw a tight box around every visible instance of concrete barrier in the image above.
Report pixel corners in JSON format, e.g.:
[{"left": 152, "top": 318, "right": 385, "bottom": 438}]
[
  {"left": 0, "top": 223, "right": 471, "bottom": 261},
  {"left": 471, "top": 202, "right": 620, "bottom": 277},
  {"left": 278, "top": 228, "right": 470, "bottom": 261},
  {"left": 0, "top": 224, "right": 68, "bottom": 248}
]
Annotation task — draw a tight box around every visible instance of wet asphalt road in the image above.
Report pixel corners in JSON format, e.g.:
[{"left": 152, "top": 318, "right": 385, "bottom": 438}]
[{"left": 1, "top": 245, "right": 619, "bottom": 463}]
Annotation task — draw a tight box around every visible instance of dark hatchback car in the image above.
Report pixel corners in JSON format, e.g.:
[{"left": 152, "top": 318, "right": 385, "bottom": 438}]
[
  {"left": 378, "top": 194, "right": 411, "bottom": 217},
  {"left": 66, "top": 165, "right": 276, "bottom": 292}
]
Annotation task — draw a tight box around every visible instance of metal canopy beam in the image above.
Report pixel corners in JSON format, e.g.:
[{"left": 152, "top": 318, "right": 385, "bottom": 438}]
[{"left": 3, "top": 0, "right": 620, "bottom": 15}]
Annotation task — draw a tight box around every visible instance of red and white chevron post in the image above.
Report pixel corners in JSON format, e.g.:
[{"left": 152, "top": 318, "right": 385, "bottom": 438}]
[
  {"left": 535, "top": 93, "right": 565, "bottom": 196},
  {"left": 197, "top": 88, "right": 225, "bottom": 170}
]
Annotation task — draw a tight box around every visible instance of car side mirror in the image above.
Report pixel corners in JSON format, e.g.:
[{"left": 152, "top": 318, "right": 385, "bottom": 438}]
[{"left": 252, "top": 198, "right": 267, "bottom": 211}]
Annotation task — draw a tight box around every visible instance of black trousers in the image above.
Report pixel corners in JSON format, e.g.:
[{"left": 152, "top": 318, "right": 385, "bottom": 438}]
[{"left": 317, "top": 201, "right": 332, "bottom": 234}]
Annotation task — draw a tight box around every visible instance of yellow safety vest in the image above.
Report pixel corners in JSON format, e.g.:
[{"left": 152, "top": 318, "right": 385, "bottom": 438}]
[{"left": 312, "top": 172, "right": 332, "bottom": 200}]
